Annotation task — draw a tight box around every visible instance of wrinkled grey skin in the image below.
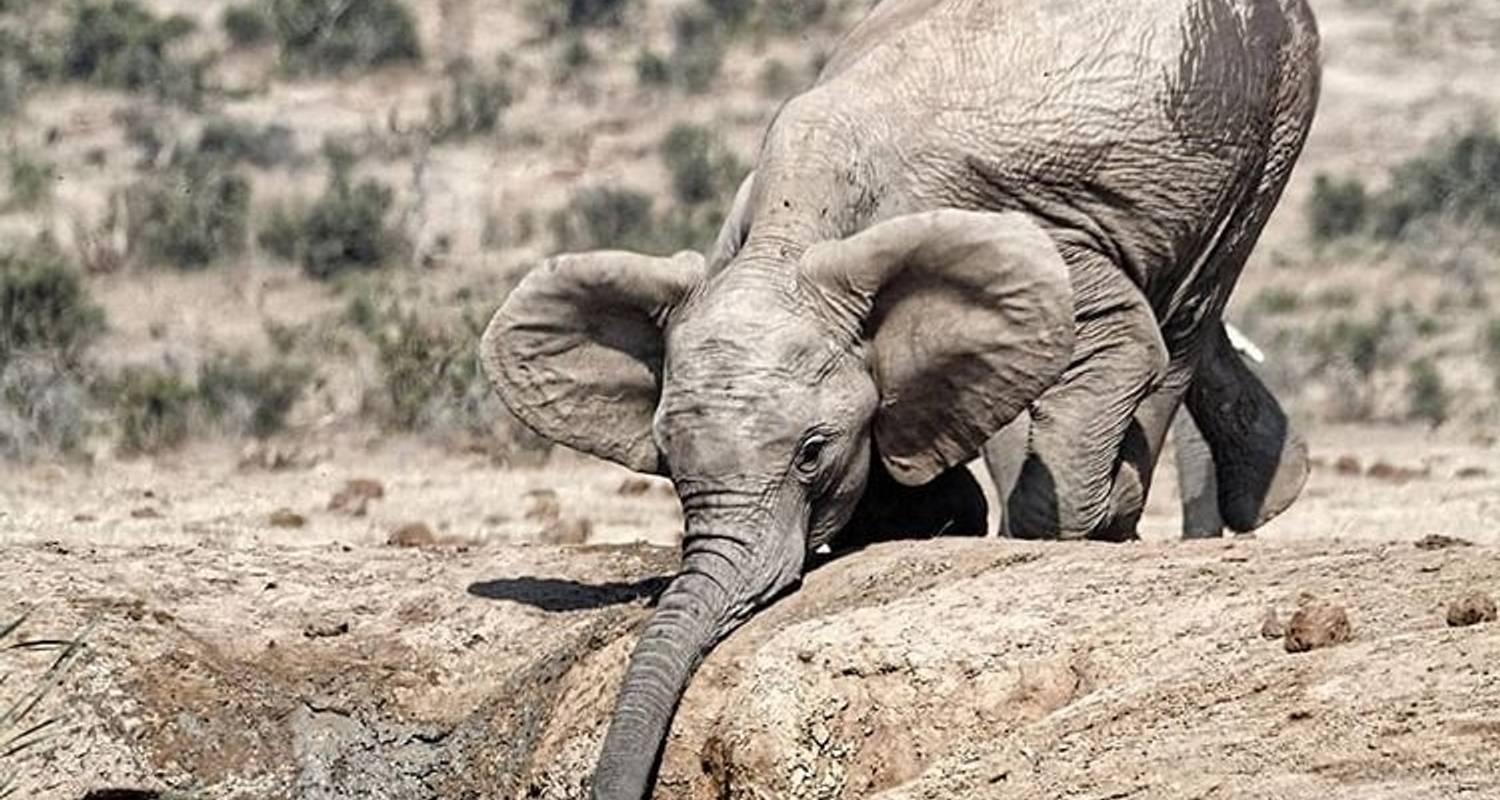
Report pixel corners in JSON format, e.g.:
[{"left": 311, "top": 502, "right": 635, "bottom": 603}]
[{"left": 482, "top": 1, "right": 1320, "bottom": 797}]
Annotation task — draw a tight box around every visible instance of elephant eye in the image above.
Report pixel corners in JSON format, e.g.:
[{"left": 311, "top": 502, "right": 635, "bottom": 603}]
[{"left": 794, "top": 433, "right": 829, "bottom": 476}]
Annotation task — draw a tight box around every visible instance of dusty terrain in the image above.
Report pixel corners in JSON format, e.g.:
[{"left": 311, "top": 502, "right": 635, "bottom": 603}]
[
  {"left": 3, "top": 425, "right": 1500, "bottom": 798},
  {"left": 4, "top": 0, "right": 1500, "bottom": 797}
]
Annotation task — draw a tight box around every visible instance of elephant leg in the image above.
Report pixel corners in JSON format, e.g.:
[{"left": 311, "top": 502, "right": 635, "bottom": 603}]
[
  {"left": 1006, "top": 259, "right": 1167, "bottom": 540},
  {"left": 1172, "top": 407, "right": 1225, "bottom": 538},
  {"left": 1186, "top": 324, "right": 1307, "bottom": 531},
  {"left": 832, "top": 453, "right": 989, "bottom": 556}
]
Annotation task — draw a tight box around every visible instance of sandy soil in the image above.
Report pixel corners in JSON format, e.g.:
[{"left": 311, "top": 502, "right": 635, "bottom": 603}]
[{"left": 2, "top": 424, "right": 1499, "bottom": 798}]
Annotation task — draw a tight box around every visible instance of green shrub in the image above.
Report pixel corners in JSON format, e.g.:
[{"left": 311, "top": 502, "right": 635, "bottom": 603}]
[
  {"left": 1311, "top": 316, "right": 1390, "bottom": 380},
  {"left": 1306, "top": 172, "right": 1369, "bottom": 241},
  {"left": 528, "top": 0, "right": 632, "bottom": 32},
  {"left": 257, "top": 152, "right": 402, "bottom": 279},
  {"left": 703, "top": 0, "right": 754, "bottom": 29},
  {"left": 129, "top": 155, "right": 253, "bottom": 269},
  {"left": 660, "top": 124, "right": 743, "bottom": 207},
  {"left": 271, "top": 0, "right": 421, "bottom": 74},
  {"left": 197, "top": 353, "right": 312, "bottom": 438},
  {"left": 197, "top": 117, "right": 297, "bottom": 168},
  {"left": 426, "top": 60, "right": 513, "bottom": 142},
  {"left": 1374, "top": 120, "right": 1500, "bottom": 239},
  {"left": 636, "top": 50, "right": 670, "bottom": 87},
  {"left": 222, "top": 3, "right": 273, "bottom": 47},
  {"left": 762, "top": 0, "right": 828, "bottom": 33},
  {"left": 1252, "top": 286, "right": 1301, "bottom": 315},
  {"left": 107, "top": 364, "right": 195, "bottom": 454},
  {"left": 6, "top": 152, "right": 54, "bottom": 211},
  {"left": 0, "top": 237, "right": 103, "bottom": 368},
  {"left": 758, "top": 58, "right": 798, "bottom": 98},
  {"left": 1406, "top": 359, "right": 1449, "bottom": 427},
  {"left": 64, "top": 0, "right": 207, "bottom": 105},
  {"left": 0, "top": 355, "right": 92, "bottom": 459},
  {"left": 549, "top": 187, "right": 658, "bottom": 252},
  {"left": 670, "top": 8, "right": 725, "bottom": 93}
]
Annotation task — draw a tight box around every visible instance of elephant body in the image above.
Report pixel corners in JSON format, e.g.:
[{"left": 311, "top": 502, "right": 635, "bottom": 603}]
[{"left": 483, "top": 1, "right": 1320, "bottom": 796}]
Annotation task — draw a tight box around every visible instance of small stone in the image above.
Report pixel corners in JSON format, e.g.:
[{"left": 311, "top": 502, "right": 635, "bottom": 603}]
[
  {"left": 130, "top": 506, "right": 162, "bottom": 519},
  {"left": 329, "top": 479, "right": 386, "bottom": 516},
  {"left": 538, "top": 517, "right": 592, "bottom": 545},
  {"left": 1333, "top": 455, "right": 1362, "bottom": 475},
  {"left": 1366, "top": 462, "right": 1427, "bottom": 484},
  {"left": 269, "top": 508, "right": 306, "bottom": 528},
  {"left": 72, "top": 513, "right": 96, "bottom": 523},
  {"left": 1455, "top": 466, "right": 1491, "bottom": 480},
  {"left": 1284, "top": 599, "right": 1352, "bottom": 653},
  {"left": 1446, "top": 592, "right": 1497, "bottom": 628},
  {"left": 388, "top": 522, "right": 437, "bottom": 548},
  {"left": 303, "top": 621, "right": 350, "bottom": 639}
]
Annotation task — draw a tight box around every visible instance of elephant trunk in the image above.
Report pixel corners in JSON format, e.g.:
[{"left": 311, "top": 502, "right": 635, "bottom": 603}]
[{"left": 593, "top": 515, "right": 790, "bottom": 800}]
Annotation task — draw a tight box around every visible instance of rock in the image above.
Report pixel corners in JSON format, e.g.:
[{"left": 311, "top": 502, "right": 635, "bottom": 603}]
[
  {"left": 539, "top": 517, "right": 593, "bottom": 545},
  {"left": 1284, "top": 598, "right": 1352, "bottom": 653},
  {"left": 1333, "top": 455, "right": 1362, "bottom": 475},
  {"left": 1455, "top": 466, "right": 1491, "bottom": 480},
  {"left": 1446, "top": 592, "right": 1497, "bottom": 628},
  {"left": 389, "top": 522, "right": 437, "bottom": 548},
  {"left": 303, "top": 620, "right": 350, "bottom": 638},
  {"left": 1366, "top": 461, "right": 1428, "bottom": 484},
  {"left": 129, "top": 506, "right": 162, "bottom": 519},
  {"left": 269, "top": 508, "right": 306, "bottom": 529},
  {"left": 328, "top": 478, "right": 385, "bottom": 516}
]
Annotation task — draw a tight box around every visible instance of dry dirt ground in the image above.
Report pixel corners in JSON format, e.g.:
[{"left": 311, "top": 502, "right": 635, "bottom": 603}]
[{"left": 2, "top": 424, "right": 1499, "bottom": 799}]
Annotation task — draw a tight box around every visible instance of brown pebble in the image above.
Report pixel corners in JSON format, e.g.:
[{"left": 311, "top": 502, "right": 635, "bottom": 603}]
[
  {"left": 1284, "top": 599, "right": 1352, "bottom": 653},
  {"left": 269, "top": 508, "right": 306, "bottom": 529},
  {"left": 539, "top": 517, "right": 593, "bottom": 545},
  {"left": 388, "top": 522, "right": 437, "bottom": 548},
  {"left": 1366, "top": 461, "right": 1427, "bottom": 484},
  {"left": 1455, "top": 466, "right": 1491, "bottom": 480},
  {"left": 130, "top": 506, "right": 162, "bottom": 519},
  {"left": 1446, "top": 593, "right": 1498, "bottom": 628},
  {"left": 72, "top": 513, "right": 96, "bottom": 523},
  {"left": 329, "top": 478, "right": 386, "bottom": 516},
  {"left": 1259, "top": 608, "right": 1285, "bottom": 640},
  {"left": 303, "top": 621, "right": 350, "bottom": 639},
  {"left": 1333, "top": 455, "right": 1362, "bottom": 475}
]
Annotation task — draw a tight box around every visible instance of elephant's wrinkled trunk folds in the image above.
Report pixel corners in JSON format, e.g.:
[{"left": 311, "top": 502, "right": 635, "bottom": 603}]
[{"left": 593, "top": 516, "right": 799, "bottom": 800}]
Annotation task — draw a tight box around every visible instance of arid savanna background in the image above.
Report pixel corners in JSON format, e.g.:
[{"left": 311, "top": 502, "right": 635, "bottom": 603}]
[{"left": 1, "top": 1, "right": 1498, "bottom": 798}]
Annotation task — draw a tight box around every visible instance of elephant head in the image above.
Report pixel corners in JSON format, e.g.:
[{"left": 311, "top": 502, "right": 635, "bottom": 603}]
[{"left": 481, "top": 209, "right": 1074, "bottom": 799}]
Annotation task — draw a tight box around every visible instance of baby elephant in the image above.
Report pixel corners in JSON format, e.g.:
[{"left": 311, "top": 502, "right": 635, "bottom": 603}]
[{"left": 482, "top": 0, "right": 1320, "bottom": 796}]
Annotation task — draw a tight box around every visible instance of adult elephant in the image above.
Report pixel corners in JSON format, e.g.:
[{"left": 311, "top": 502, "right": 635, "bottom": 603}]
[{"left": 483, "top": 0, "right": 1320, "bottom": 796}]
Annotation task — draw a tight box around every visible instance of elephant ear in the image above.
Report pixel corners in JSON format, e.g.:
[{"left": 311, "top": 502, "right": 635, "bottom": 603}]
[
  {"left": 481, "top": 250, "right": 704, "bottom": 474},
  {"left": 804, "top": 210, "right": 1075, "bottom": 486}
]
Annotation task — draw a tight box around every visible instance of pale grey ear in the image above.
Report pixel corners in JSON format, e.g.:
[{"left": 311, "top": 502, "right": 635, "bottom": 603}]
[
  {"left": 481, "top": 250, "right": 705, "bottom": 474},
  {"left": 804, "top": 210, "right": 1075, "bottom": 486}
]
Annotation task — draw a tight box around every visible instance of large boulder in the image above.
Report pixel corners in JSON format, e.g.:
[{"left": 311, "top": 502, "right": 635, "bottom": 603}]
[{"left": 3, "top": 537, "right": 1497, "bottom": 799}]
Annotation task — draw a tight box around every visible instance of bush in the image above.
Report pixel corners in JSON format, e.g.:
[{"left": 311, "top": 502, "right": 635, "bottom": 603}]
[
  {"left": 1311, "top": 316, "right": 1390, "bottom": 380},
  {"left": 1306, "top": 172, "right": 1369, "bottom": 242},
  {"left": 548, "top": 187, "right": 658, "bottom": 252},
  {"left": 64, "top": 0, "right": 207, "bottom": 105},
  {"left": 528, "top": 0, "right": 632, "bottom": 32},
  {"left": 0, "top": 354, "right": 92, "bottom": 459},
  {"left": 762, "top": 0, "right": 829, "bottom": 33},
  {"left": 758, "top": 58, "right": 798, "bottom": 98},
  {"left": 106, "top": 364, "right": 195, "bottom": 454},
  {"left": 636, "top": 50, "right": 670, "bottom": 87},
  {"left": 1376, "top": 120, "right": 1500, "bottom": 239},
  {"left": 129, "top": 155, "right": 253, "bottom": 269},
  {"left": 0, "top": 237, "right": 103, "bottom": 368},
  {"left": 197, "top": 353, "right": 312, "bottom": 438},
  {"left": 257, "top": 152, "right": 402, "bottom": 279},
  {"left": 1406, "top": 359, "right": 1449, "bottom": 427},
  {"left": 426, "top": 60, "right": 513, "bottom": 142},
  {"left": 1252, "top": 286, "right": 1301, "bottom": 315},
  {"left": 271, "top": 0, "right": 421, "bottom": 74},
  {"left": 703, "top": 0, "right": 754, "bottom": 29},
  {"left": 660, "top": 124, "right": 743, "bottom": 206},
  {"left": 6, "top": 151, "right": 54, "bottom": 211},
  {"left": 670, "top": 8, "right": 725, "bottom": 93},
  {"left": 197, "top": 117, "right": 297, "bottom": 168},
  {"left": 222, "top": 3, "right": 273, "bottom": 47}
]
